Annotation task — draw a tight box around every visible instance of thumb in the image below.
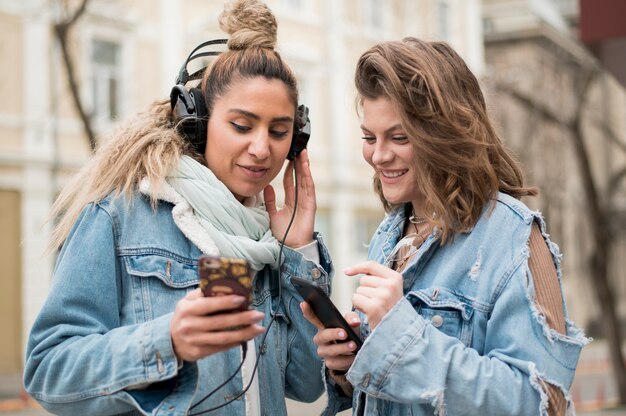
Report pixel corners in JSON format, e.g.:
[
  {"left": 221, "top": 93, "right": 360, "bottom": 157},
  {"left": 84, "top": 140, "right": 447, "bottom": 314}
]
[
  {"left": 264, "top": 184, "right": 277, "bottom": 216},
  {"left": 185, "top": 288, "right": 204, "bottom": 300}
]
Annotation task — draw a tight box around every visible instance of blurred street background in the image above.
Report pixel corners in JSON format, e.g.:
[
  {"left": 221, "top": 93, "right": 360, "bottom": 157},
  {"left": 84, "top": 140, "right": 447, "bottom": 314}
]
[{"left": 2, "top": 0, "right": 626, "bottom": 414}]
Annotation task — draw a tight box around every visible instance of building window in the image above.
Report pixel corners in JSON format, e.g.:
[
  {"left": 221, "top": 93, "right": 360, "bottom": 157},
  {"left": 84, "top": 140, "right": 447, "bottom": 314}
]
[{"left": 91, "top": 39, "right": 121, "bottom": 122}]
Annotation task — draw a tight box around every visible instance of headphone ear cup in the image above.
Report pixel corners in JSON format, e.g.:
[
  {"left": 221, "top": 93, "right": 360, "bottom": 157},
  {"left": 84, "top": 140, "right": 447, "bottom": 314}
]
[
  {"left": 288, "top": 105, "right": 311, "bottom": 161},
  {"left": 170, "top": 85, "right": 208, "bottom": 153}
]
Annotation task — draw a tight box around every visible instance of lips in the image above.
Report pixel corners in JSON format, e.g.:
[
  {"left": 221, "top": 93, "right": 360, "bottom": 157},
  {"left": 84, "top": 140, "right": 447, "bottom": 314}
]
[
  {"left": 381, "top": 169, "right": 408, "bottom": 179},
  {"left": 238, "top": 164, "right": 269, "bottom": 179}
]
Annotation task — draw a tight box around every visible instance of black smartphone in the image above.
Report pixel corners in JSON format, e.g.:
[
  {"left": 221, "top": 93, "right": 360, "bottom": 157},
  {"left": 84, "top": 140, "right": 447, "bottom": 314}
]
[{"left": 291, "top": 276, "right": 363, "bottom": 351}]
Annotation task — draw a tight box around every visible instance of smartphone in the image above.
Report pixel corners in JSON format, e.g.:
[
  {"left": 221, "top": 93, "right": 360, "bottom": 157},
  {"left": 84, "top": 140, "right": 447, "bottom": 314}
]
[
  {"left": 291, "top": 277, "right": 363, "bottom": 351},
  {"left": 198, "top": 255, "right": 253, "bottom": 312}
]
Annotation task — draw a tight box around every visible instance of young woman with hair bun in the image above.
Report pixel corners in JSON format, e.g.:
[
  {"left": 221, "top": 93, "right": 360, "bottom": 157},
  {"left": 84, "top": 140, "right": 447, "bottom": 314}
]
[{"left": 24, "top": 1, "right": 330, "bottom": 414}]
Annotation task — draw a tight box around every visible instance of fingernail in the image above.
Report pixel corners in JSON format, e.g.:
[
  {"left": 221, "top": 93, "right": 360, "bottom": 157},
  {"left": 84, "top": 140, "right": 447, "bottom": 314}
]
[
  {"left": 338, "top": 330, "right": 346, "bottom": 339},
  {"left": 351, "top": 317, "right": 359, "bottom": 323},
  {"left": 252, "top": 311, "right": 265, "bottom": 320},
  {"left": 232, "top": 296, "right": 246, "bottom": 304},
  {"left": 348, "top": 342, "right": 355, "bottom": 349}
]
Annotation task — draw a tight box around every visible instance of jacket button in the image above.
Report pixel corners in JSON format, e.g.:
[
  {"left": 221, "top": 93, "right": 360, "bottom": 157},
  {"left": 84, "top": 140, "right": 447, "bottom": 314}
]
[
  {"left": 431, "top": 315, "right": 444, "bottom": 327},
  {"left": 311, "top": 268, "right": 321, "bottom": 279}
]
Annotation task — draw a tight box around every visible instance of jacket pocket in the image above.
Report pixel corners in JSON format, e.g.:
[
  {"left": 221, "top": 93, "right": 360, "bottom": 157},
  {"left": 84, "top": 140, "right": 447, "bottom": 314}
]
[
  {"left": 407, "top": 288, "right": 474, "bottom": 346},
  {"left": 123, "top": 252, "right": 198, "bottom": 322}
]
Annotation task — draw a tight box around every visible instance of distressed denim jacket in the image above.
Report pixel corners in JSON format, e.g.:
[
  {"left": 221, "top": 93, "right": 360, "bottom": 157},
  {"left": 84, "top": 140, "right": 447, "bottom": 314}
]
[
  {"left": 24, "top": 189, "right": 333, "bottom": 416},
  {"left": 324, "top": 192, "right": 588, "bottom": 416}
]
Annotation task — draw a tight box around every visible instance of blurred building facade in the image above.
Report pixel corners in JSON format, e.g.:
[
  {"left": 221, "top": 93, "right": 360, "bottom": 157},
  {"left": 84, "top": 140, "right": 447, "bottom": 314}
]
[
  {"left": 482, "top": 0, "right": 626, "bottom": 334},
  {"left": 3, "top": 0, "right": 626, "bottom": 384},
  {"left": 5, "top": 0, "right": 626, "bottom": 380},
  {"left": 0, "top": 0, "right": 482, "bottom": 377}
]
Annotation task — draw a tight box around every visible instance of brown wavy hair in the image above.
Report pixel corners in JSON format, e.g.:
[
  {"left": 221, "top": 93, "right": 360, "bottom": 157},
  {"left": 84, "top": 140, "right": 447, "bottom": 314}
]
[
  {"left": 49, "top": 0, "right": 298, "bottom": 250},
  {"left": 355, "top": 38, "right": 537, "bottom": 243}
]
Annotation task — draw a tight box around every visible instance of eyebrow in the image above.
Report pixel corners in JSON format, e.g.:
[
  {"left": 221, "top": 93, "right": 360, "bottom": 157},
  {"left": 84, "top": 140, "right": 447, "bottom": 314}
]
[
  {"left": 229, "top": 109, "right": 293, "bottom": 123},
  {"left": 360, "top": 123, "right": 403, "bottom": 135}
]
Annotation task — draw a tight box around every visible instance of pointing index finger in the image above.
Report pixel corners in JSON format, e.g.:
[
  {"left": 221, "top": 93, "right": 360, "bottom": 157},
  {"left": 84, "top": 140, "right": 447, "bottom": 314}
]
[{"left": 344, "top": 261, "right": 395, "bottom": 278}]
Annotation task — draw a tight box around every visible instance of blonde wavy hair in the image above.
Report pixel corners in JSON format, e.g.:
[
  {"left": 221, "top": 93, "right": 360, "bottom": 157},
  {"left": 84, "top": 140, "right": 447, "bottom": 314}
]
[
  {"left": 355, "top": 38, "right": 537, "bottom": 243},
  {"left": 49, "top": 0, "right": 298, "bottom": 250}
]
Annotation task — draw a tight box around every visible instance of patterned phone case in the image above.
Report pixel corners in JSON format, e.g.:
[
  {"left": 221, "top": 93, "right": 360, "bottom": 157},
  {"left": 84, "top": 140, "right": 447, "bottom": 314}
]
[{"left": 198, "top": 255, "right": 253, "bottom": 312}]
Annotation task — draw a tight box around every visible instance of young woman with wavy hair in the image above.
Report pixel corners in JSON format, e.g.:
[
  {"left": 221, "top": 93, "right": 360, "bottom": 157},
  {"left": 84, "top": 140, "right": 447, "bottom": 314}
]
[{"left": 304, "top": 38, "right": 588, "bottom": 416}]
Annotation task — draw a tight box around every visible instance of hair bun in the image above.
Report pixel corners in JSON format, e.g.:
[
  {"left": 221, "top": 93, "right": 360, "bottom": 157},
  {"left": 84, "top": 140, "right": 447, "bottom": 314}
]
[{"left": 219, "top": 0, "right": 277, "bottom": 51}]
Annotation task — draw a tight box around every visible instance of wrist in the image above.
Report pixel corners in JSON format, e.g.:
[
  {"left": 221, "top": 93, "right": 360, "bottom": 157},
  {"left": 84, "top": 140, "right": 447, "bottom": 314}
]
[{"left": 286, "top": 239, "right": 315, "bottom": 249}]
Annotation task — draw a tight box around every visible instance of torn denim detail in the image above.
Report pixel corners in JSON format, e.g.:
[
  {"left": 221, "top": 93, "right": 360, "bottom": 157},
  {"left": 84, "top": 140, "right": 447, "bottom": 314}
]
[
  {"left": 528, "top": 362, "right": 578, "bottom": 416},
  {"left": 468, "top": 250, "right": 481, "bottom": 281},
  {"left": 522, "top": 228, "right": 591, "bottom": 346},
  {"left": 420, "top": 389, "right": 446, "bottom": 416}
]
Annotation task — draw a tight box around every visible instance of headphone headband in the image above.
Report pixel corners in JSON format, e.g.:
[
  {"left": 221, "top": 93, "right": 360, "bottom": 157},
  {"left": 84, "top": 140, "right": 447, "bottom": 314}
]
[
  {"left": 171, "top": 38, "right": 310, "bottom": 158},
  {"left": 175, "top": 39, "right": 228, "bottom": 85}
]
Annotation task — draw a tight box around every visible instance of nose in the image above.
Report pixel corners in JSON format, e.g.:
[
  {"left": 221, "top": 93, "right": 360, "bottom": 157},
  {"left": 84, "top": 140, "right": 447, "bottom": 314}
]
[
  {"left": 248, "top": 130, "right": 270, "bottom": 160},
  {"left": 370, "top": 140, "right": 393, "bottom": 166}
]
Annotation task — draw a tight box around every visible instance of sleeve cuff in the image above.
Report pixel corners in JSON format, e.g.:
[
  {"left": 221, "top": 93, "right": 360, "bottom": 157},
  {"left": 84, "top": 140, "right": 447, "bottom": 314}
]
[
  {"left": 281, "top": 233, "right": 333, "bottom": 294},
  {"left": 293, "top": 240, "right": 321, "bottom": 264},
  {"left": 347, "top": 298, "right": 427, "bottom": 393}
]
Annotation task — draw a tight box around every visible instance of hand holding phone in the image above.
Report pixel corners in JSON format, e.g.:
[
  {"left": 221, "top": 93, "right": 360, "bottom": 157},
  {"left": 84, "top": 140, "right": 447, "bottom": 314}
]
[
  {"left": 170, "top": 257, "right": 263, "bottom": 362},
  {"left": 198, "top": 255, "right": 253, "bottom": 312},
  {"left": 291, "top": 277, "right": 362, "bottom": 351}
]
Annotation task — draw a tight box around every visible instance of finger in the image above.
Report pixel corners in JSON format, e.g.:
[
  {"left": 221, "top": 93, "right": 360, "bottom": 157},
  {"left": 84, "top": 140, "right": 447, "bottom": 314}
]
[
  {"left": 355, "top": 285, "right": 379, "bottom": 299},
  {"left": 345, "top": 261, "right": 397, "bottom": 279},
  {"left": 297, "top": 149, "right": 314, "bottom": 197},
  {"left": 314, "top": 327, "right": 350, "bottom": 345},
  {"left": 344, "top": 311, "right": 361, "bottom": 328},
  {"left": 283, "top": 160, "right": 295, "bottom": 208},
  {"left": 358, "top": 274, "right": 388, "bottom": 288},
  {"left": 300, "top": 302, "right": 325, "bottom": 331},
  {"left": 193, "top": 324, "right": 266, "bottom": 347},
  {"left": 325, "top": 356, "right": 357, "bottom": 372},
  {"left": 352, "top": 293, "right": 376, "bottom": 315},
  {"left": 263, "top": 185, "right": 277, "bottom": 216},
  {"left": 188, "top": 295, "right": 248, "bottom": 316},
  {"left": 185, "top": 288, "right": 204, "bottom": 300},
  {"left": 199, "top": 310, "right": 265, "bottom": 332},
  {"left": 317, "top": 338, "right": 359, "bottom": 358}
]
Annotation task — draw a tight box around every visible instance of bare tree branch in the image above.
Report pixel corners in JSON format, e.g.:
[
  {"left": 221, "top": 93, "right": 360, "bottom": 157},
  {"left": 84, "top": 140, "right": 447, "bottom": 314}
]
[
  {"left": 54, "top": 0, "right": 96, "bottom": 152},
  {"left": 608, "top": 166, "right": 626, "bottom": 197},
  {"left": 495, "top": 82, "right": 571, "bottom": 128}
]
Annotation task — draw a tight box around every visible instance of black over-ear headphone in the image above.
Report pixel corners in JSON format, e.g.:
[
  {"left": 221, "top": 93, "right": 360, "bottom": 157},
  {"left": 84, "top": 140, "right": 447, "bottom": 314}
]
[{"left": 170, "top": 39, "right": 311, "bottom": 159}]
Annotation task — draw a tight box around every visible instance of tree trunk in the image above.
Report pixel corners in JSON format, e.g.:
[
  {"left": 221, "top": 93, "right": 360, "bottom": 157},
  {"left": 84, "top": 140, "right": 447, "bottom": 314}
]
[
  {"left": 54, "top": 0, "right": 96, "bottom": 152},
  {"left": 570, "top": 70, "right": 626, "bottom": 402},
  {"left": 591, "top": 248, "right": 626, "bottom": 403},
  {"left": 497, "top": 70, "right": 626, "bottom": 404}
]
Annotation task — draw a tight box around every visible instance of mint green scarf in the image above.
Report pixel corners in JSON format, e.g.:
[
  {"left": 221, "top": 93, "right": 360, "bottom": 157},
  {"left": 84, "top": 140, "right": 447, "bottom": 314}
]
[{"left": 167, "top": 156, "right": 280, "bottom": 270}]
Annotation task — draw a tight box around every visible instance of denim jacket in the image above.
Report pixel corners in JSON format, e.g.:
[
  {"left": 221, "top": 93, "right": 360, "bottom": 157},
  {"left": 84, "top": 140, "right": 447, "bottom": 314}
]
[
  {"left": 324, "top": 193, "right": 588, "bottom": 415},
  {"left": 24, "top": 188, "right": 333, "bottom": 416}
]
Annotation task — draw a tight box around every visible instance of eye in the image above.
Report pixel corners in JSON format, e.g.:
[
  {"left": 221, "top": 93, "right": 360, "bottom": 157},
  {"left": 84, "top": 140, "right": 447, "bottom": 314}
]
[
  {"left": 269, "top": 129, "right": 290, "bottom": 139},
  {"left": 392, "top": 136, "right": 409, "bottom": 144},
  {"left": 361, "top": 136, "right": 376, "bottom": 144},
  {"left": 230, "top": 122, "right": 251, "bottom": 133}
]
